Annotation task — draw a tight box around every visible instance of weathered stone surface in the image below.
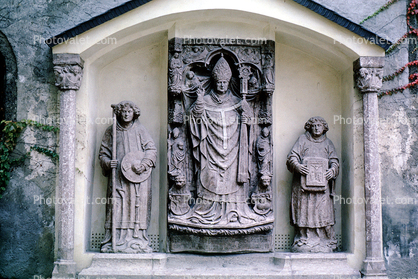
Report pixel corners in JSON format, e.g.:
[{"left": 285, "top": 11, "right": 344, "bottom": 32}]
[
  {"left": 313, "top": 0, "right": 405, "bottom": 43},
  {"left": 169, "top": 231, "right": 273, "bottom": 253},
  {"left": 286, "top": 116, "right": 339, "bottom": 253},
  {"left": 78, "top": 252, "right": 359, "bottom": 278},
  {"left": 52, "top": 53, "right": 84, "bottom": 279},
  {"left": 0, "top": 1, "right": 131, "bottom": 278},
  {"left": 354, "top": 57, "right": 387, "bottom": 278},
  {"left": 99, "top": 101, "right": 157, "bottom": 254},
  {"left": 0, "top": 0, "right": 415, "bottom": 278},
  {"left": 167, "top": 38, "right": 275, "bottom": 252}
]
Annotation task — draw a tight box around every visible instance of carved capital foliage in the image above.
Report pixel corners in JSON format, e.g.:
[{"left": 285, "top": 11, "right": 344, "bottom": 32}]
[
  {"left": 353, "top": 57, "right": 385, "bottom": 94},
  {"left": 53, "top": 54, "right": 84, "bottom": 90}
]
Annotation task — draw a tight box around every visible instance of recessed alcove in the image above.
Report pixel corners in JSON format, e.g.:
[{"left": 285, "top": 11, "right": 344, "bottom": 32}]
[{"left": 50, "top": 0, "right": 385, "bottom": 276}]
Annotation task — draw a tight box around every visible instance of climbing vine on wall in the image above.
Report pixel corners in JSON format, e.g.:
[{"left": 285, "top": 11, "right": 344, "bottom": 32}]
[
  {"left": 360, "top": 0, "right": 401, "bottom": 24},
  {"left": 0, "top": 119, "right": 59, "bottom": 198},
  {"left": 361, "top": 0, "right": 418, "bottom": 97}
]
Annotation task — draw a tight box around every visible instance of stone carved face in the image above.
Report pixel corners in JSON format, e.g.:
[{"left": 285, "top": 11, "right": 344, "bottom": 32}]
[
  {"left": 262, "top": 127, "right": 270, "bottom": 137},
  {"left": 261, "top": 175, "right": 271, "bottom": 188},
  {"left": 120, "top": 106, "right": 134, "bottom": 124},
  {"left": 310, "top": 121, "right": 324, "bottom": 138},
  {"left": 216, "top": 80, "right": 229, "bottom": 94}
]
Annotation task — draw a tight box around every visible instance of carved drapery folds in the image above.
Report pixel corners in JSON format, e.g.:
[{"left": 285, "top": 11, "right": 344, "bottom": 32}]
[
  {"left": 167, "top": 38, "right": 275, "bottom": 253},
  {"left": 354, "top": 57, "right": 387, "bottom": 278}
]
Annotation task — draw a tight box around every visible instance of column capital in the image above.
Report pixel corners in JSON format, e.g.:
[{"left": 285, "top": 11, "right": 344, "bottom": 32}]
[
  {"left": 53, "top": 53, "right": 84, "bottom": 90},
  {"left": 353, "top": 57, "right": 385, "bottom": 94}
]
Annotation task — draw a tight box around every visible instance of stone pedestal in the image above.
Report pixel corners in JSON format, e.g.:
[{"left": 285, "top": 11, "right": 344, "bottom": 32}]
[
  {"left": 79, "top": 252, "right": 359, "bottom": 278},
  {"left": 169, "top": 231, "right": 273, "bottom": 253}
]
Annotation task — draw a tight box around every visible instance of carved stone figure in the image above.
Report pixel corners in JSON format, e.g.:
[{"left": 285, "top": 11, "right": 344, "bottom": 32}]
[
  {"left": 167, "top": 38, "right": 275, "bottom": 253},
  {"left": 99, "top": 101, "right": 157, "bottom": 253},
  {"left": 251, "top": 127, "right": 273, "bottom": 216},
  {"left": 286, "top": 116, "right": 339, "bottom": 253},
  {"left": 168, "top": 127, "right": 186, "bottom": 189},
  {"left": 53, "top": 64, "right": 83, "bottom": 90},
  {"left": 262, "top": 53, "right": 274, "bottom": 93},
  {"left": 257, "top": 127, "right": 272, "bottom": 188},
  {"left": 169, "top": 52, "right": 182, "bottom": 94},
  {"left": 355, "top": 67, "right": 383, "bottom": 92},
  {"left": 185, "top": 71, "right": 202, "bottom": 91},
  {"left": 184, "top": 55, "right": 260, "bottom": 227}
]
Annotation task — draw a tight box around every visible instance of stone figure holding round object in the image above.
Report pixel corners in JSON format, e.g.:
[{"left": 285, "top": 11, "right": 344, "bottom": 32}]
[
  {"left": 99, "top": 100, "right": 157, "bottom": 253},
  {"left": 286, "top": 116, "right": 339, "bottom": 253}
]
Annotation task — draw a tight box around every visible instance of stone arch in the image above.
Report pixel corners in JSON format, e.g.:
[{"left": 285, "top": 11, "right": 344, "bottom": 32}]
[{"left": 0, "top": 31, "right": 17, "bottom": 122}]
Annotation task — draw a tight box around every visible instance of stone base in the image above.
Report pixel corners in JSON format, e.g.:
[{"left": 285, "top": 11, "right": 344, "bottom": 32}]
[
  {"left": 168, "top": 231, "right": 272, "bottom": 253},
  {"left": 78, "top": 252, "right": 360, "bottom": 278},
  {"left": 52, "top": 259, "right": 77, "bottom": 279},
  {"left": 361, "top": 258, "right": 388, "bottom": 278}
]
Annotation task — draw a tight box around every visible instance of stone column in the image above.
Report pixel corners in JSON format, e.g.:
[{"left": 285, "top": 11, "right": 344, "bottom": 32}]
[
  {"left": 52, "top": 54, "right": 84, "bottom": 279},
  {"left": 353, "top": 57, "right": 388, "bottom": 278}
]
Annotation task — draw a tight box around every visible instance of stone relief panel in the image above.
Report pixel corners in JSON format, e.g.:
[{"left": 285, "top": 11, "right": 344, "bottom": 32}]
[
  {"left": 167, "top": 38, "right": 275, "bottom": 253},
  {"left": 286, "top": 116, "right": 339, "bottom": 253}
]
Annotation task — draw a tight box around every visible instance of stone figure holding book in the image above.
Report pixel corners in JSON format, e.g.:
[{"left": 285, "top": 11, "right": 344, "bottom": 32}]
[{"left": 286, "top": 116, "right": 339, "bottom": 252}]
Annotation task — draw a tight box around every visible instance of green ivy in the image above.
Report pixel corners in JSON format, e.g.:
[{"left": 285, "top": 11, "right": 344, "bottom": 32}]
[
  {"left": 360, "top": 0, "right": 401, "bottom": 24},
  {"left": 0, "top": 120, "right": 59, "bottom": 199}
]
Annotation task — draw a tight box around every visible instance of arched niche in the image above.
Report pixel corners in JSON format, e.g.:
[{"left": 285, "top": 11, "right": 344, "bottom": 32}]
[{"left": 50, "top": 0, "right": 385, "bottom": 272}]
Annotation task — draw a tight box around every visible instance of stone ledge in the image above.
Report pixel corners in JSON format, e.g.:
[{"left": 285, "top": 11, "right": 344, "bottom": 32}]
[{"left": 78, "top": 252, "right": 360, "bottom": 278}]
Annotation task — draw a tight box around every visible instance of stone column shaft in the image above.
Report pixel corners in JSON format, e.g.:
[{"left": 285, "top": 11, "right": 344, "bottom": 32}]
[
  {"left": 57, "top": 89, "right": 76, "bottom": 260},
  {"left": 354, "top": 57, "right": 387, "bottom": 278},
  {"left": 52, "top": 54, "right": 84, "bottom": 279}
]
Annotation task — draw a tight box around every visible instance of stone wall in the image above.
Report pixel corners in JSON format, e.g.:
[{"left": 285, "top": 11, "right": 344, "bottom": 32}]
[
  {"left": 0, "top": 0, "right": 416, "bottom": 278},
  {"left": 0, "top": 1, "right": 131, "bottom": 278},
  {"left": 316, "top": 0, "right": 418, "bottom": 277}
]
